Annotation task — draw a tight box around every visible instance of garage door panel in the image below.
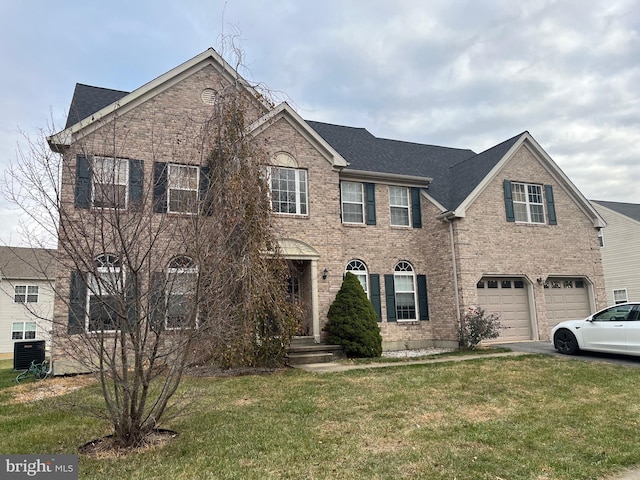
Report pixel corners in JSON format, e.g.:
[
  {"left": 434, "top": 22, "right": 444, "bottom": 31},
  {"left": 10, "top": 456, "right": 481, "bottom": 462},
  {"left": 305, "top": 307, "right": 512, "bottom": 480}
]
[
  {"left": 544, "top": 278, "right": 590, "bottom": 333},
  {"left": 477, "top": 278, "right": 530, "bottom": 342}
]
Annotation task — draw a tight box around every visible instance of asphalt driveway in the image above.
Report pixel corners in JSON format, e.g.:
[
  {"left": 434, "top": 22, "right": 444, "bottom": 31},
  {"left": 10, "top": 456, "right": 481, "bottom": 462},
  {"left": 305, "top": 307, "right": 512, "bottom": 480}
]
[{"left": 499, "top": 341, "right": 640, "bottom": 367}]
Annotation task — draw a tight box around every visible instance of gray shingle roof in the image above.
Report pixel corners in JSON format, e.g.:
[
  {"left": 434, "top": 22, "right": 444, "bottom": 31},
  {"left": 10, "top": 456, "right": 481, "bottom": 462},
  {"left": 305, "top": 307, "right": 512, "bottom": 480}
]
[
  {"left": 592, "top": 200, "right": 640, "bottom": 223},
  {"left": 65, "top": 83, "right": 130, "bottom": 129},
  {"left": 308, "top": 120, "right": 525, "bottom": 211},
  {"left": 0, "top": 247, "right": 57, "bottom": 280},
  {"left": 64, "top": 85, "right": 527, "bottom": 213}
]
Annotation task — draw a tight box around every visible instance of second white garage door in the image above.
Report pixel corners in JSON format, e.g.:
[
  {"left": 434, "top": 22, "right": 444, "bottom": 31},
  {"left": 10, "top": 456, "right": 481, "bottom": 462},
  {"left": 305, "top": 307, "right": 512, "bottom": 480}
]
[
  {"left": 544, "top": 278, "right": 591, "bottom": 333},
  {"left": 477, "top": 278, "right": 531, "bottom": 341}
]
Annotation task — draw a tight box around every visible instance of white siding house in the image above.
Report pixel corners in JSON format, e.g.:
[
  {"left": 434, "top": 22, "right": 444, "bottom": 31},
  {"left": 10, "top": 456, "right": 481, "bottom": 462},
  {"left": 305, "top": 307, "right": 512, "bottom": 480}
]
[
  {"left": 592, "top": 201, "right": 640, "bottom": 305},
  {"left": 0, "top": 247, "right": 56, "bottom": 358}
]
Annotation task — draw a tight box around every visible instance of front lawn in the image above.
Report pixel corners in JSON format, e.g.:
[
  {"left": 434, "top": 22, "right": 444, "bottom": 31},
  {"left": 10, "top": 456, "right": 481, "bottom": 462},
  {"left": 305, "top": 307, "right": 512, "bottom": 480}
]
[{"left": 1, "top": 355, "right": 640, "bottom": 479}]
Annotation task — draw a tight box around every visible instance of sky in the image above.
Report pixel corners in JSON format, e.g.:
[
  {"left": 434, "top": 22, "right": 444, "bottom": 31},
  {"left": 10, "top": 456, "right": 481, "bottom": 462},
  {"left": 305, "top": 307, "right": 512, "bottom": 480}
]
[{"left": 0, "top": 0, "right": 638, "bottom": 246}]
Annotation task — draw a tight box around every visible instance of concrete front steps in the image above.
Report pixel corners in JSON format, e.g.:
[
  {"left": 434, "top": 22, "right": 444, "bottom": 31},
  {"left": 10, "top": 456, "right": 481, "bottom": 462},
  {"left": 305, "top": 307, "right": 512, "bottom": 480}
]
[{"left": 286, "top": 337, "right": 345, "bottom": 366}]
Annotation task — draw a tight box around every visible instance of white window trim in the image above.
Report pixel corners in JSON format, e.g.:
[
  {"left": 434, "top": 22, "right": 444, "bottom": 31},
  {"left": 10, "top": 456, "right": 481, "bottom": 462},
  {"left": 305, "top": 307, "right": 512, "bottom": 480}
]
[
  {"left": 512, "top": 182, "right": 545, "bottom": 224},
  {"left": 167, "top": 163, "right": 200, "bottom": 214},
  {"left": 598, "top": 228, "right": 605, "bottom": 248},
  {"left": 92, "top": 156, "right": 129, "bottom": 209},
  {"left": 268, "top": 166, "right": 308, "bottom": 216},
  {"left": 389, "top": 186, "right": 411, "bottom": 227},
  {"left": 14, "top": 285, "right": 39, "bottom": 303},
  {"left": 12, "top": 321, "right": 37, "bottom": 340},
  {"left": 345, "top": 259, "right": 369, "bottom": 297},
  {"left": 394, "top": 261, "right": 418, "bottom": 321},
  {"left": 341, "top": 182, "right": 365, "bottom": 224},
  {"left": 613, "top": 288, "right": 628, "bottom": 305}
]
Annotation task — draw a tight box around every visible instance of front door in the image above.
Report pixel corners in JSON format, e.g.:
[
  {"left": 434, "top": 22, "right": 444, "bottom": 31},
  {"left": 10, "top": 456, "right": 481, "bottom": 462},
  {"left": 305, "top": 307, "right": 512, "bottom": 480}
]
[{"left": 288, "top": 261, "right": 313, "bottom": 336}]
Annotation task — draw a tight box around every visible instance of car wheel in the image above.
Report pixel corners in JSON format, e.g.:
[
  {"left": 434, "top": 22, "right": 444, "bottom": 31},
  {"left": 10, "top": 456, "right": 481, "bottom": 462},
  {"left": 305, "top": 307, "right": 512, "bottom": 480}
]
[{"left": 554, "top": 329, "right": 580, "bottom": 355}]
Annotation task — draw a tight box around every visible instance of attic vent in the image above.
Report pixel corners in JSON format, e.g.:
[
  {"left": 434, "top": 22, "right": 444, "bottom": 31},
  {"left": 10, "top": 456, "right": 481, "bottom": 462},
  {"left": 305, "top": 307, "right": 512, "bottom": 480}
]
[{"left": 201, "top": 88, "right": 217, "bottom": 105}]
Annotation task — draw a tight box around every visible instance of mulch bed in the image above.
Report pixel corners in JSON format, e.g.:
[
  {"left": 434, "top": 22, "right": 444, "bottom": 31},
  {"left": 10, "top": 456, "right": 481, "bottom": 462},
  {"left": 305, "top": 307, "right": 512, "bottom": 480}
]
[{"left": 79, "top": 429, "right": 179, "bottom": 458}]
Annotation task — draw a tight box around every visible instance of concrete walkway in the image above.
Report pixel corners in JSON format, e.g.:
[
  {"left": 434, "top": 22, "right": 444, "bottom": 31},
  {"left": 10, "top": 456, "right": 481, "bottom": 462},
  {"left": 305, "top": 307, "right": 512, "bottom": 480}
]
[
  {"left": 293, "top": 350, "right": 530, "bottom": 373},
  {"left": 293, "top": 350, "right": 640, "bottom": 480}
]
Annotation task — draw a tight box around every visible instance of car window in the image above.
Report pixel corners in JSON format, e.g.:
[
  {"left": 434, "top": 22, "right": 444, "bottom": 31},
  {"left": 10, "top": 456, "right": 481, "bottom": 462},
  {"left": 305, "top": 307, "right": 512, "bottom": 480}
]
[{"left": 593, "top": 304, "right": 635, "bottom": 322}]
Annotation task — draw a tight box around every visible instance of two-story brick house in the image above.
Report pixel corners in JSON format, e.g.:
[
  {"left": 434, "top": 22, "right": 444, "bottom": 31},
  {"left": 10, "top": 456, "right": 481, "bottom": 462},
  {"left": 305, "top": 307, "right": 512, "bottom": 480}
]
[{"left": 47, "top": 48, "right": 606, "bottom": 370}]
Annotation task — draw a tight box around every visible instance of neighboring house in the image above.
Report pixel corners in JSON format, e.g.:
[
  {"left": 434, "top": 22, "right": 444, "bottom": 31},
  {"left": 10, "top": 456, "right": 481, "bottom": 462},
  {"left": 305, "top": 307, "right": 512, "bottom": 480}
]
[
  {"left": 591, "top": 200, "right": 640, "bottom": 305},
  {"left": 0, "top": 247, "right": 56, "bottom": 358},
  {"left": 47, "top": 49, "right": 607, "bottom": 372}
]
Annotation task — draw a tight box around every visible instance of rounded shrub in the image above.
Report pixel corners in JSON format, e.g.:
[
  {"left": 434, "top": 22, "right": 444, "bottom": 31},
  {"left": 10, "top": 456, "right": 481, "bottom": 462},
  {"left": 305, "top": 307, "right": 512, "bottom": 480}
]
[{"left": 323, "top": 272, "right": 382, "bottom": 357}]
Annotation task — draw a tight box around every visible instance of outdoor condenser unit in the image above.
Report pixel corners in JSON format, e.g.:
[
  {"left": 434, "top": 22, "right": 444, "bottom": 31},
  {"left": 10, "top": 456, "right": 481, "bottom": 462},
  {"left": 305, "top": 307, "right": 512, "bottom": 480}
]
[{"left": 13, "top": 340, "right": 46, "bottom": 371}]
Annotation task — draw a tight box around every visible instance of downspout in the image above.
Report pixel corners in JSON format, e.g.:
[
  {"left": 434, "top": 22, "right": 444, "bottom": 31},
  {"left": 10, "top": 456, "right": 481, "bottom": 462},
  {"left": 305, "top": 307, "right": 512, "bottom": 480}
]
[{"left": 441, "top": 212, "right": 462, "bottom": 328}]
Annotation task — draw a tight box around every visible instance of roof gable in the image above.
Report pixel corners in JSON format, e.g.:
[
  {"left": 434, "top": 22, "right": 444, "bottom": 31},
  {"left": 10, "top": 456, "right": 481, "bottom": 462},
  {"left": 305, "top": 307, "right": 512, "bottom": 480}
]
[
  {"left": 50, "top": 48, "right": 271, "bottom": 149},
  {"left": 249, "top": 104, "right": 348, "bottom": 168}
]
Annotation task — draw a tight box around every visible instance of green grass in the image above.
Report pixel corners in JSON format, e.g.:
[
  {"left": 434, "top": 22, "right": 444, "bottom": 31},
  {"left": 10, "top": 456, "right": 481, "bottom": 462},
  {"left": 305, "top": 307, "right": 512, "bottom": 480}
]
[{"left": 1, "top": 355, "right": 640, "bottom": 479}]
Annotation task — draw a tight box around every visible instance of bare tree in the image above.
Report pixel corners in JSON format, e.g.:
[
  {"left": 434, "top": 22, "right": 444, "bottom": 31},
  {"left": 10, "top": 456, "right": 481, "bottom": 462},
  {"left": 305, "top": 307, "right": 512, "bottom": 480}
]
[{"left": 2, "top": 47, "right": 301, "bottom": 448}]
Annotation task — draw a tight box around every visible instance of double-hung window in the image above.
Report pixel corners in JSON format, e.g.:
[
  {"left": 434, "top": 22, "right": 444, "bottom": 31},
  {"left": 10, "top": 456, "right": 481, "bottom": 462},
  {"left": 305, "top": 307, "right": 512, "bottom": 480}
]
[
  {"left": 168, "top": 164, "right": 199, "bottom": 214},
  {"left": 93, "top": 157, "right": 129, "bottom": 209},
  {"left": 512, "top": 182, "right": 545, "bottom": 223},
  {"left": 166, "top": 256, "right": 198, "bottom": 329},
  {"left": 614, "top": 289, "right": 629, "bottom": 305},
  {"left": 394, "top": 261, "right": 417, "bottom": 320},
  {"left": 389, "top": 186, "right": 410, "bottom": 226},
  {"left": 269, "top": 167, "right": 308, "bottom": 215},
  {"left": 88, "top": 254, "right": 123, "bottom": 332},
  {"left": 341, "top": 182, "right": 364, "bottom": 224},
  {"left": 12, "top": 321, "right": 36, "bottom": 340},
  {"left": 14, "top": 285, "right": 39, "bottom": 303}
]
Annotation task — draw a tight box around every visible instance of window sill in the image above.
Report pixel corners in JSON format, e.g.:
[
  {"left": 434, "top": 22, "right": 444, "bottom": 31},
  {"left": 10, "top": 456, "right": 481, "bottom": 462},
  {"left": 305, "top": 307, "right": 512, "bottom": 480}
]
[
  {"left": 342, "top": 222, "right": 366, "bottom": 228},
  {"left": 273, "top": 213, "right": 309, "bottom": 219}
]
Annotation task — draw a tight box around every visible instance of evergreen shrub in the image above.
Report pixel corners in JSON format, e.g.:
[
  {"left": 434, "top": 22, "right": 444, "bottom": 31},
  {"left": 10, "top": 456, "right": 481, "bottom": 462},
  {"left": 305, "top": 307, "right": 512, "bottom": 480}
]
[{"left": 324, "top": 272, "right": 382, "bottom": 357}]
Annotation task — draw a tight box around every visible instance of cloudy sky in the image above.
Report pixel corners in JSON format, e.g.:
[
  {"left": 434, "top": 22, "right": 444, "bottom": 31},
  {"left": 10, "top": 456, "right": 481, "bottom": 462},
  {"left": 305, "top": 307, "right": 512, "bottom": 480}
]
[{"left": 0, "top": 0, "right": 638, "bottom": 246}]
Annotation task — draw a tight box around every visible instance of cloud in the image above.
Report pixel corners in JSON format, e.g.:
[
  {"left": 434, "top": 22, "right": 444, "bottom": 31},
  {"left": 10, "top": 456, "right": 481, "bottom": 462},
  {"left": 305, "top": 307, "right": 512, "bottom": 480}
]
[{"left": 0, "top": 0, "right": 638, "bottom": 245}]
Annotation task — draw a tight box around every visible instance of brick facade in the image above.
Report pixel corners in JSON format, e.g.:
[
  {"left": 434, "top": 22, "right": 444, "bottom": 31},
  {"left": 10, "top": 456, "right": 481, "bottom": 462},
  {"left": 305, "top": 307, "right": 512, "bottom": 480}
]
[{"left": 50, "top": 51, "right": 607, "bottom": 369}]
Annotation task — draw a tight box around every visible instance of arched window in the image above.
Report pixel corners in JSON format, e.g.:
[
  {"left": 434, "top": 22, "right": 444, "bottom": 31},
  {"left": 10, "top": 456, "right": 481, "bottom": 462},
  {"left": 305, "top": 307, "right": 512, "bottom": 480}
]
[
  {"left": 88, "top": 254, "right": 123, "bottom": 331},
  {"left": 345, "top": 259, "right": 369, "bottom": 296},
  {"left": 166, "top": 256, "right": 197, "bottom": 329},
  {"left": 394, "top": 261, "right": 417, "bottom": 320}
]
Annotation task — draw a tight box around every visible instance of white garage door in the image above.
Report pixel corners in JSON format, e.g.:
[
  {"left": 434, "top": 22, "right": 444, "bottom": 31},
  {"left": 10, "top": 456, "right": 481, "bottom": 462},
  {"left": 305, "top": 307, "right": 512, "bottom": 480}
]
[
  {"left": 544, "top": 278, "right": 590, "bottom": 333},
  {"left": 477, "top": 278, "right": 531, "bottom": 341}
]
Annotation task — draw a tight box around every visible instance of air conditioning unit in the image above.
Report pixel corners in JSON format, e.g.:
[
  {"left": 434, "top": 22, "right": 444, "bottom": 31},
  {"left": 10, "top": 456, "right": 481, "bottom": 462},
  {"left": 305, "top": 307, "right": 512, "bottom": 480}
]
[{"left": 13, "top": 340, "right": 46, "bottom": 371}]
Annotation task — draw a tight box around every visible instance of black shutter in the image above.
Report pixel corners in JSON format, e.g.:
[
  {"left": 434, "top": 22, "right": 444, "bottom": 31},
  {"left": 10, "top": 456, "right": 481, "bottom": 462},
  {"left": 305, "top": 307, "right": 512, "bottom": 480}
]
[
  {"left": 417, "top": 274, "right": 429, "bottom": 320},
  {"left": 411, "top": 187, "right": 422, "bottom": 228},
  {"left": 68, "top": 271, "right": 87, "bottom": 334},
  {"left": 545, "top": 185, "right": 557, "bottom": 225},
  {"left": 503, "top": 180, "right": 515, "bottom": 222},
  {"left": 153, "top": 162, "right": 168, "bottom": 213},
  {"left": 149, "top": 271, "right": 166, "bottom": 331},
  {"left": 384, "top": 274, "right": 396, "bottom": 322},
  {"left": 74, "top": 155, "right": 91, "bottom": 209},
  {"left": 199, "top": 166, "right": 212, "bottom": 216},
  {"left": 129, "top": 159, "right": 144, "bottom": 211},
  {"left": 369, "top": 274, "right": 382, "bottom": 322},
  {"left": 365, "top": 183, "right": 376, "bottom": 225}
]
